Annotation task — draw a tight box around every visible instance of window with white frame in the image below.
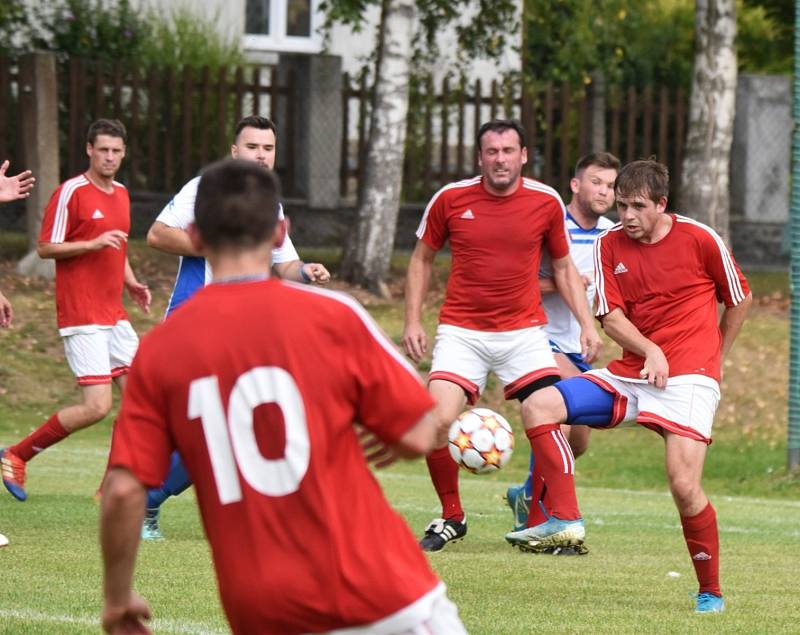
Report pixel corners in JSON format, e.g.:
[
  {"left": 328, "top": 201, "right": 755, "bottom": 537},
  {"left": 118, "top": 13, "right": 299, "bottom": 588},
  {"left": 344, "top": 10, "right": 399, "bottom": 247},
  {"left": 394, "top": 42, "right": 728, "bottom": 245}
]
[{"left": 244, "top": 0, "right": 322, "bottom": 54}]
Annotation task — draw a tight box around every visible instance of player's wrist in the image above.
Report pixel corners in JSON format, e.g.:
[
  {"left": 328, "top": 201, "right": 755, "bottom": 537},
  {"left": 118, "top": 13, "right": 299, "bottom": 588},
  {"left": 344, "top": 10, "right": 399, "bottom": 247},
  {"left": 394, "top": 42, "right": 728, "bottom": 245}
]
[{"left": 298, "top": 262, "right": 312, "bottom": 283}]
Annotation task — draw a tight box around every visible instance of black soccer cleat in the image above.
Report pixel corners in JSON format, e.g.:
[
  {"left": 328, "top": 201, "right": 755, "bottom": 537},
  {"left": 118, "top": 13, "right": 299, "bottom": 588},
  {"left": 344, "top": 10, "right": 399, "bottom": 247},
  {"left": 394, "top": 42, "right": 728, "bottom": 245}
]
[{"left": 419, "top": 516, "right": 467, "bottom": 552}]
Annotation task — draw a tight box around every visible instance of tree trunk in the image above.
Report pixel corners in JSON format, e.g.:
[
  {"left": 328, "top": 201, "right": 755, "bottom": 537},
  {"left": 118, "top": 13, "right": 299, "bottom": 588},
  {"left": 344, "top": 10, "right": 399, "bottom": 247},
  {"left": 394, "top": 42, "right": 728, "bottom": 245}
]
[
  {"left": 678, "top": 0, "right": 737, "bottom": 243},
  {"left": 340, "top": 0, "right": 415, "bottom": 297}
]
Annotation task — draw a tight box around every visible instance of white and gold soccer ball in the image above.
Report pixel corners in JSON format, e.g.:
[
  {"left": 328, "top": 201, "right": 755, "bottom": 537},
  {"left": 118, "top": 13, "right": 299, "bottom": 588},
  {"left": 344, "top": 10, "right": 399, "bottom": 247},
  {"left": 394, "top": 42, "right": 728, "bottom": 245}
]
[{"left": 448, "top": 408, "right": 514, "bottom": 474}]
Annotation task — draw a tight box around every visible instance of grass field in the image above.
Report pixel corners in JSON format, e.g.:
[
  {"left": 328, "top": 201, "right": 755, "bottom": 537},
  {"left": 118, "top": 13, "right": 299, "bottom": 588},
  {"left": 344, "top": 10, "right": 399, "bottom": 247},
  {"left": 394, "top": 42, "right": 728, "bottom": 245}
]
[{"left": 1, "top": 236, "right": 799, "bottom": 633}]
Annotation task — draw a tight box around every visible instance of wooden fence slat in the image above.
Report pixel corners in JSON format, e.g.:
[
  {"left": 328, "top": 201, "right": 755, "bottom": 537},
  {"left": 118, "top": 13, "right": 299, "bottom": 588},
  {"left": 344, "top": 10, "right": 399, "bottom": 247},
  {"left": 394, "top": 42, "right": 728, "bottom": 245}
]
[
  {"left": 112, "top": 63, "right": 122, "bottom": 120},
  {"left": 69, "top": 58, "right": 82, "bottom": 175},
  {"left": 471, "top": 78, "right": 481, "bottom": 174},
  {"left": 559, "top": 82, "right": 571, "bottom": 192},
  {"left": 456, "top": 76, "right": 466, "bottom": 179},
  {"left": 283, "top": 68, "right": 296, "bottom": 196},
  {"left": 181, "top": 66, "right": 193, "bottom": 182},
  {"left": 146, "top": 66, "right": 159, "bottom": 189},
  {"left": 658, "top": 86, "right": 669, "bottom": 164},
  {"left": 489, "top": 79, "right": 498, "bottom": 121},
  {"left": 642, "top": 85, "right": 653, "bottom": 158},
  {"left": 0, "top": 56, "right": 9, "bottom": 163},
  {"left": 94, "top": 61, "right": 105, "bottom": 119},
  {"left": 340, "top": 72, "right": 350, "bottom": 197},
  {"left": 129, "top": 67, "right": 140, "bottom": 188},
  {"left": 673, "top": 87, "right": 686, "bottom": 192},
  {"left": 200, "top": 67, "right": 211, "bottom": 166},
  {"left": 543, "top": 82, "right": 554, "bottom": 185},
  {"left": 234, "top": 66, "right": 244, "bottom": 120},
  {"left": 251, "top": 66, "right": 261, "bottom": 115},
  {"left": 164, "top": 67, "right": 176, "bottom": 191},
  {"left": 577, "top": 88, "right": 589, "bottom": 158},
  {"left": 610, "top": 86, "right": 621, "bottom": 160},
  {"left": 625, "top": 86, "right": 637, "bottom": 162},
  {"left": 439, "top": 76, "right": 450, "bottom": 184},
  {"left": 217, "top": 67, "right": 228, "bottom": 159},
  {"left": 423, "top": 76, "right": 434, "bottom": 193}
]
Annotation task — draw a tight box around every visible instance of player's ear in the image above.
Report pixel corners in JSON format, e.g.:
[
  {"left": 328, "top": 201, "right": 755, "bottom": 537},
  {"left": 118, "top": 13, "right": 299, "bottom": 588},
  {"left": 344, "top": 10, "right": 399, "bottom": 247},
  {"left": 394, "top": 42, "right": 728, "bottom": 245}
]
[
  {"left": 521, "top": 146, "right": 528, "bottom": 165},
  {"left": 569, "top": 177, "right": 580, "bottom": 195},
  {"left": 273, "top": 218, "right": 287, "bottom": 248},
  {"left": 187, "top": 223, "right": 205, "bottom": 253}
]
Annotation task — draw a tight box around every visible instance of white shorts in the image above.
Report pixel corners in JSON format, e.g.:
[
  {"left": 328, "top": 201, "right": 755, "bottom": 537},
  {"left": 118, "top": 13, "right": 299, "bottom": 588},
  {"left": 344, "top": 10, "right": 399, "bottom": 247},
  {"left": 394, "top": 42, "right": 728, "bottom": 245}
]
[
  {"left": 585, "top": 369, "right": 721, "bottom": 443},
  {"left": 62, "top": 321, "right": 139, "bottom": 385},
  {"left": 321, "top": 584, "right": 466, "bottom": 635},
  {"left": 430, "top": 324, "right": 559, "bottom": 404}
]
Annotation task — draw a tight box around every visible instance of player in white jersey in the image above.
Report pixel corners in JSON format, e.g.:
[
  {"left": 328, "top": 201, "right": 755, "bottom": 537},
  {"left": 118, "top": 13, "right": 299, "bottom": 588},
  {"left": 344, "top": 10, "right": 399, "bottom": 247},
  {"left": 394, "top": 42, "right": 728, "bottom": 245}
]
[
  {"left": 141, "top": 116, "right": 330, "bottom": 540},
  {"left": 506, "top": 152, "right": 620, "bottom": 544}
]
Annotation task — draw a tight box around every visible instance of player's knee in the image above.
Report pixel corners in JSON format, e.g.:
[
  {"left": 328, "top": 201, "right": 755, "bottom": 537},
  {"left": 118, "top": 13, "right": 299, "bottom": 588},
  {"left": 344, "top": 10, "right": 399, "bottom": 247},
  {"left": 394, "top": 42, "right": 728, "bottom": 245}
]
[
  {"left": 84, "top": 395, "right": 113, "bottom": 423},
  {"left": 521, "top": 386, "right": 565, "bottom": 427},
  {"left": 668, "top": 474, "right": 702, "bottom": 508}
]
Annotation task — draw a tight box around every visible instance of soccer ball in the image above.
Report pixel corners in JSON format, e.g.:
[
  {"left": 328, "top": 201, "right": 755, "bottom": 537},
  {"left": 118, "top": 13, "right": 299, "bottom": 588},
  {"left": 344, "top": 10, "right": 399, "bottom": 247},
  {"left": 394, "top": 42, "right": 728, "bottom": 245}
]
[{"left": 448, "top": 408, "right": 514, "bottom": 474}]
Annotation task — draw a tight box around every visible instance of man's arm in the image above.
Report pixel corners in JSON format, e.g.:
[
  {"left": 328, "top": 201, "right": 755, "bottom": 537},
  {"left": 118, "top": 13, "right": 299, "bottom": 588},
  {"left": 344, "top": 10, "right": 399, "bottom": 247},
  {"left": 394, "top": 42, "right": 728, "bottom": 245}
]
[
  {"left": 100, "top": 467, "right": 153, "bottom": 635},
  {"left": 272, "top": 259, "right": 331, "bottom": 284},
  {"left": 719, "top": 292, "right": 752, "bottom": 361},
  {"left": 401, "top": 240, "right": 437, "bottom": 363},
  {"left": 38, "top": 230, "right": 128, "bottom": 260},
  {"left": 600, "top": 307, "right": 669, "bottom": 388},
  {"left": 357, "top": 408, "right": 439, "bottom": 468},
  {"left": 146, "top": 221, "right": 201, "bottom": 257},
  {"left": 124, "top": 258, "right": 151, "bottom": 314},
  {"left": 551, "top": 254, "right": 602, "bottom": 362}
]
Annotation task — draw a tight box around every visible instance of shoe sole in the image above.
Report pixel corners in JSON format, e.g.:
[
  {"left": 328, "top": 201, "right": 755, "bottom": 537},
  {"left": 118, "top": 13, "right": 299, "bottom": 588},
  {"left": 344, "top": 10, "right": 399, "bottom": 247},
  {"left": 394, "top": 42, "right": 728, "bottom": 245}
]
[
  {"left": 505, "top": 525, "right": 586, "bottom": 551},
  {"left": 420, "top": 536, "right": 465, "bottom": 552},
  {"left": 516, "top": 543, "right": 589, "bottom": 556}
]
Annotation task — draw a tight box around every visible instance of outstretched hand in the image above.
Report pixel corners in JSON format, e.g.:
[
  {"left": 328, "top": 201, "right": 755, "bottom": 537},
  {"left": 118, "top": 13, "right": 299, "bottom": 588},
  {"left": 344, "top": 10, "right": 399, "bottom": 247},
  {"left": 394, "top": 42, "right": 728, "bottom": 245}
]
[{"left": 0, "top": 160, "right": 35, "bottom": 203}]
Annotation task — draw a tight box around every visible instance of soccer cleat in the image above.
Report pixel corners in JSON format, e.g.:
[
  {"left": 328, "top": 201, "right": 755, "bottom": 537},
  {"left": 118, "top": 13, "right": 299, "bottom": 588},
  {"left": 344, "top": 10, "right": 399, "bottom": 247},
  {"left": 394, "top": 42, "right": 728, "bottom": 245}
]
[
  {"left": 694, "top": 592, "right": 725, "bottom": 614},
  {"left": 505, "top": 517, "right": 585, "bottom": 552},
  {"left": 418, "top": 516, "right": 467, "bottom": 552},
  {"left": 505, "top": 484, "right": 531, "bottom": 531},
  {"left": 0, "top": 448, "right": 27, "bottom": 501},
  {"left": 141, "top": 509, "right": 164, "bottom": 541}
]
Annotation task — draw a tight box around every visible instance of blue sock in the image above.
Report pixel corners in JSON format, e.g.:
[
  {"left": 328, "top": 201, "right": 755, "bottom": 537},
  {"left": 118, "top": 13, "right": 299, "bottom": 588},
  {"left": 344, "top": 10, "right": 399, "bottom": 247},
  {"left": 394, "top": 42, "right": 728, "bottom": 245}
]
[
  {"left": 146, "top": 452, "right": 192, "bottom": 510},
  {"left": 523, "top": 451, "right": 534, "bottom": 497}
]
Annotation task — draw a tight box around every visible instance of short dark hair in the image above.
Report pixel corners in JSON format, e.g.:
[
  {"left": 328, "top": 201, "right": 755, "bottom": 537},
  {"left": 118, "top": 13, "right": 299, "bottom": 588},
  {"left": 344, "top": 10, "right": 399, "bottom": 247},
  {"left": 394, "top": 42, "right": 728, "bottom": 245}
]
[
  {"left": 195, "top": 159, "right": 281, "bottom": 250},
  {"left": 614, "top": 159, "right": 669, "bottom": 203},
  {"left": 476, "top": 119, "right": 526, "bottom": 151},
  {"left": 87, "top": 119, "right": 126, "bottom": 145},
  {"left": 575, "top": 152, "right": 621, "bottom": 176},
  {"left": 234, "top": 115, "right": 277, "bottom": 143}
]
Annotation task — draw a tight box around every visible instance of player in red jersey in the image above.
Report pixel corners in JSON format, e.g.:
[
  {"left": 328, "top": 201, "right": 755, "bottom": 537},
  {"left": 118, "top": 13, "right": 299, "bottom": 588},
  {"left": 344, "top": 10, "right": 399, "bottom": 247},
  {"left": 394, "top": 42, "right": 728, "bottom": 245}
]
[
  {"left": 506, "top": 159, "right": 752, "bottom": 613},
  {"left": 1, "top": 120, "right": 150, "bottom": 502},
  {"left": 402, "top": 119, "right": 602, "bottom": 551},
  {"left": 100, "top": 159, "right": 466, "bottom": 635}
]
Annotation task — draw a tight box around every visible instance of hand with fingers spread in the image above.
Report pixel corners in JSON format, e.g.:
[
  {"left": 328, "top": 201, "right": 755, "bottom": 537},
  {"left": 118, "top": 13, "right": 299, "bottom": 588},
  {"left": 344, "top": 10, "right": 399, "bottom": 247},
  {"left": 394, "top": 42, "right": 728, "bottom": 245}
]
[{"left": 0, "top": 160, "right": 35, "bottom": 203}]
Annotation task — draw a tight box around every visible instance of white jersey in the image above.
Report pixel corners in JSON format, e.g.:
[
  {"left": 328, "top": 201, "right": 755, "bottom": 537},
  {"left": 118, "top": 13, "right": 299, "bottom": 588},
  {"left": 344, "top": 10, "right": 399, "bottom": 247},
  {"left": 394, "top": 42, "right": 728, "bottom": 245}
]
[
  {"left": 540, "top": 212, "right": 615, "bottom": 354},
  {"left": 156, "top": 176, "right": 300, "bottom": 314}
]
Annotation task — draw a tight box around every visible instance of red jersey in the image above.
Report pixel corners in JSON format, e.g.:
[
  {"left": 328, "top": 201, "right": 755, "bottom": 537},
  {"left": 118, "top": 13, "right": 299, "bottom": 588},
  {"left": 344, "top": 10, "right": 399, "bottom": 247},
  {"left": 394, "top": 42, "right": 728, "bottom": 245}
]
[
  {"left": 417, "top": 176, "right": 570, "bottom": 331},
  {"left": 109, "top": 279, "right": 439, "bottom": 634},
  {"left": 594, "top": 214, "right": 750, "bottom": 382},
  {"left": 39, "top": 174, "right": 130, "bottom": 332}
]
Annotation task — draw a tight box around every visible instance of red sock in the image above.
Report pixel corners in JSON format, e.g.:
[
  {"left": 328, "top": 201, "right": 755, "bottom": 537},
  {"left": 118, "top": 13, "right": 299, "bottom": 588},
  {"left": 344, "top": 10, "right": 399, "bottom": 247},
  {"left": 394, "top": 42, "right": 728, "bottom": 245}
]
[
  {"left": 9, "top": 413, "right": 69, "bottom": 462},
  {"left": 526, "top": 463, "right": 549, "bottom": 527},
  {"left": 526, "top": 424, "right": 580, "bottom": 520},
  {"left": 681, "top": 502, "right": 721, "bottom": 596},
  {"left": 426, "top": 447, "right": 464, "bottom": 521}
]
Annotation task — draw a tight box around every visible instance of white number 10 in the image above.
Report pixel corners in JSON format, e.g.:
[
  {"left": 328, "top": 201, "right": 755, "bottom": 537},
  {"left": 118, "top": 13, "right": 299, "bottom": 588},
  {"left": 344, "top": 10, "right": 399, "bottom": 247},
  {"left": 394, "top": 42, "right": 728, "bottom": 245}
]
[{"left": 187, "top": 367, "right": 310, "bottom": 505}]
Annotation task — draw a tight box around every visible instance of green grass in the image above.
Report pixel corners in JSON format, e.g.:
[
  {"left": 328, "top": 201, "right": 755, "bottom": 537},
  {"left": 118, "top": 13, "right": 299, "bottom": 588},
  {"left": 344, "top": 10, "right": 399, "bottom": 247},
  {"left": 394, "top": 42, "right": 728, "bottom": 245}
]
[{"left": 1, "top": 235, "right": 799, "bottom": 633}]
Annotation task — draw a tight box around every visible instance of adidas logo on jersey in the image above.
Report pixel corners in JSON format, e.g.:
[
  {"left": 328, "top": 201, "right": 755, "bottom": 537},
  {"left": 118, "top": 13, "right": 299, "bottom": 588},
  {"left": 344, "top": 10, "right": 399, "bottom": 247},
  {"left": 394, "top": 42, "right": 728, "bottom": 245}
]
[
  {"left": 614, "top": 262, "right": 628, "bottom": 275},
  {"left": 460, "top": 209, "right": 475, "bottom": 220},
  {"left": 692, "top": 552, "right": 712, "bottom": 561},
  {"left": 91, "top": 209, "right": 105, "bottom": 220}
]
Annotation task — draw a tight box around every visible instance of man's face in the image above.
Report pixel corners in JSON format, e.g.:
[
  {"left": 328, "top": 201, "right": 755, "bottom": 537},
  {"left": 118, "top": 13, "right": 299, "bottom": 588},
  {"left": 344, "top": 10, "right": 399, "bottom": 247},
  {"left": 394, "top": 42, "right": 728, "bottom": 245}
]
[
  {"left": 570, "top": 165, "right": 617, "bottom": 217},
  {"left": 616, "top": 192, "right": 668, "bottom": 242},
  {"left": 477, "top": 129, "right": 527, "bottom": 195},
  {"left": 231, "top": 127, "right": 276, "bottom": 169},
  {"left": 86, "top": 134, "right": 126, "bottom": 178}
]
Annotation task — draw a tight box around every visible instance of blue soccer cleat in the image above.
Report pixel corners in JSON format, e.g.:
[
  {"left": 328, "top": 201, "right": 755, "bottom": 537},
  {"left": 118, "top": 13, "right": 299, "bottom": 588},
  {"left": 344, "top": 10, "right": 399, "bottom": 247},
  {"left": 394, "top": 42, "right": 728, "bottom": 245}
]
[
  {"left": 505, "top": 516, "right": 585, "bottom": 552},
  {"left": 505, "top": 484, "right": 531, "bottom": 531},
  {"left": 0, "top": 448, "right": 27, "bottom": 502},
  {"left": 694, "top": 592, "right": 725, "bottom": 614}
]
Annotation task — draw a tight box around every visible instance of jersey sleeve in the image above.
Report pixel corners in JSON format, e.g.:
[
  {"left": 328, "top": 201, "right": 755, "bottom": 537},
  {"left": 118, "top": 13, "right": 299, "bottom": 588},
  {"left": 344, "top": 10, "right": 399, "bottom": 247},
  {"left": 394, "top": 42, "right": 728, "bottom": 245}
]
[
  {"left": 700, "top": 228, "right": 750, "bottom": 307},
  {"left": 342, "top": 301, "right": 435, "bottom": 444},
  {"left": 593, "top": 232, "right": 625, "bottom": 318},
  {"left": 156, "top": 177, "right": 199, "bottom": 229},
  {"left": 38, "top": 183, "right": 74, "bottom": 244},
  {"left": 544, "top": 198, "right": 570, "bottom": 260},
  {"left": 415, "top": 187, "right": 449, "bottom": 251},
  {"left": 272, "top": 232, "right": 300, "bottom": 264},
  {"left": 107, "top": 335, "right": 174, "bottom": 488}
]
